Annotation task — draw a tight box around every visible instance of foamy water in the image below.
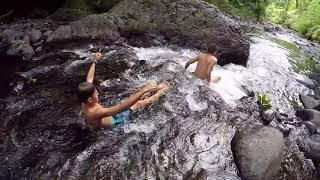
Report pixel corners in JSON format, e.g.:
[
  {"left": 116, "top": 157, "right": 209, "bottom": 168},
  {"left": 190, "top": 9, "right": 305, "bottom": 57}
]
[
  {"left": 67, "top": 32, "right": 314, "bottom": 113},
  {"left": 133, "top": 34, "right": 313, "bottom": 112}
]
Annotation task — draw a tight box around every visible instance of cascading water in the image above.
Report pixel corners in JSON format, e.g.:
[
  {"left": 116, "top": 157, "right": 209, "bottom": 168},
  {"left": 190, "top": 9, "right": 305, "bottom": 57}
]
[
  {"left": 133, "top": 32, "right": 315, "bottom": 113},
  {"left": 1, "top": 30, "right": 318, "bottom": 179}
]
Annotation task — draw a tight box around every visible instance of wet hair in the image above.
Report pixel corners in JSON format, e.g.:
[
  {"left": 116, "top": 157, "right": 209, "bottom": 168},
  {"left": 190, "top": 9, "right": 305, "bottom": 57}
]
[
  {"left": 77, "top": 82, "right": 96, "bottom": 103},
  {"left": 207, "top": 43, "right": 218, "bottom": 54}
]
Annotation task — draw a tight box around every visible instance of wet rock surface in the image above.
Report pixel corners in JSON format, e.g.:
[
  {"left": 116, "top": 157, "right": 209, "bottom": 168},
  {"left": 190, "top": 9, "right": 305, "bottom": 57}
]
[
  {"left": 300, "top": 95, "right": 320, "bottom": 110},
  {"left": 0, "top": 44, "right": 239, "bottom": 179},
  {"left": 0, "top": 42, "right": 315, "bottom": 179},
  {"left": 231, "top": 126, "right": 285, "bottom": 180},
  {"left": 296, "top": 109, "right": 320, "bottom": 128},
  {"left": 0, "top": 1, "right": 319, "bottom": 179},
  {"left": 298, "top": 134, "right": 320, "bottom": 163},
  {"left": 47, "top": 0, "right": 250, "bottom": 66}
]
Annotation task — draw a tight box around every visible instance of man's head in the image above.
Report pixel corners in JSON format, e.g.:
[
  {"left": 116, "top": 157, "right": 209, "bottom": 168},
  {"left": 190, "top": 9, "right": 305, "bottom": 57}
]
[
  {"left": 207, "top": 43, "right": 218, "bottom": 56},
  {"left": 77, "top": 82, "right": 99, "bottom": 104}
]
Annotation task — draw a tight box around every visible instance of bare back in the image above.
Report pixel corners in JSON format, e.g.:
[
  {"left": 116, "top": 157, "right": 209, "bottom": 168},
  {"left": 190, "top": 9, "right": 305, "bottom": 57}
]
[{"left": 193, "top": 53, "right": 217, "bottom": 80}]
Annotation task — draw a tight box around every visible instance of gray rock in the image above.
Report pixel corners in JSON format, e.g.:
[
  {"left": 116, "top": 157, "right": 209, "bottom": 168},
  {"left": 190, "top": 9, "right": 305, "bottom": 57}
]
[
  {"left": 35, "top": 46, "right": 42, "bottom": 53},
  {"left": 47, "top": 25, "right": 72, "bottom": 42},
  {"left": 294, "top": 74, "right": 316, "bottom": 88},
  {"left": 304, "top": 159, "right": 315, "bottom": 170},
  {"left": 297, "top": 134, "right": 320, "bottom": 163},
  {"left": 43, "top": 30, "right": 53, "bottom": 39},
  {"left": 261, "top": 109, "right": 275, "bottom": 125},
  {"left": 49, "top": 0, "right": 250, "bottom": 66},
  {"left": 302, "top": 121, "right": 318, "bottom": 134},
  {"left": 6, "top": 40, "right": 35, "bottom": 59},
  {"left": 70, "top": 14, "right": 119, "bottom": 40},
  {"left": 296, "top": 109, "right": 320, "bottom": 129},
  {"left": 111, "top": 0, "right": 249, "bottom": 65},
  {"left": 46, "top": 153, "right": 62, "bottom": 169},
  {"left": 29, "top": 29, "right": 42, "bottom": 43},
  {"left": 231, "top": 126, "right": 285, "bottom": 180},
  {"left": 299, "top": 95, "right": 320, "bottom": 110},
  {"left": 0, "top": 29, "right": 24, "bottom": 41},
  {"left": 23, "top": 35, "right": 30, "bottom": 43}
]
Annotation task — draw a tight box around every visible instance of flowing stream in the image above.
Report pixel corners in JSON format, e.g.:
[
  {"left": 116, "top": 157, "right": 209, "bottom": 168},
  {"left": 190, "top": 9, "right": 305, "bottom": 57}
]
[
  {"left": 1, "top": 31, "right": 319, "bottom": 179},
  {"left": 133, "top": 32, "right": 315, "bottom": 113}
]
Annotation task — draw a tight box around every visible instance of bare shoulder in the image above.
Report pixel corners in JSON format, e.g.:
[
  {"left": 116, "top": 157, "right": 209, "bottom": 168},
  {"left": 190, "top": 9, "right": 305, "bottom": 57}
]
[
  {"left": 85, "top": 104, "right": 102, "bottom": 120},
  {"left": 198, "top": 53, "right": 205, "bottom": 58},
  {"left": 210, "top": 55, "right": 218, "bottom": 64},
  {"left": 197, "top": 53, "right": 205, "bottom": 61}
]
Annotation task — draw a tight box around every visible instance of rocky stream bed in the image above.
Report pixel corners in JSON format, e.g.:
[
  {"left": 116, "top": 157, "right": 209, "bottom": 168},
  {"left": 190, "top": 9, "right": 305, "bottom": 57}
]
[{"left": 1, "top": 0, "right": 320, "bottom": 179}]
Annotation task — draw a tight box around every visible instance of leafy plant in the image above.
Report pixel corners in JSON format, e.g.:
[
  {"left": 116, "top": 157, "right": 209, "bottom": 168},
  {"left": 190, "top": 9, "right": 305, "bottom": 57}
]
[
  {"left": 206, "top": 0, "right": 320, "bottom": 41},
  {"left": 257, "top": 93, "right": 272, "bottom": 110}
]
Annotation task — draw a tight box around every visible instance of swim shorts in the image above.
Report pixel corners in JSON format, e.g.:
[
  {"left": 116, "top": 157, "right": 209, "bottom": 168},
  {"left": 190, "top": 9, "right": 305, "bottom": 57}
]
[{"left": 111, "top": 109, "right": 132, "bottom": 127}]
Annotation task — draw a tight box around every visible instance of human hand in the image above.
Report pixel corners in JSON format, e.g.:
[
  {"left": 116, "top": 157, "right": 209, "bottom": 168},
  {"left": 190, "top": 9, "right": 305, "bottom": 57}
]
[
  {"left": 142, "top": 82, "right": 158, "bottom": 93},
  {"left": 91, "top": 52, "right": 102, "bottom": 63}
]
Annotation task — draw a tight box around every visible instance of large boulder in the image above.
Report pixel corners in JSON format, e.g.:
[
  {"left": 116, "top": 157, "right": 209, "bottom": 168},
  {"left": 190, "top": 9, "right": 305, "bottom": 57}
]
[
  {"left": 110, "top": 0, "right": 250, "bottom": 66},
  {"left": 296, "top": 109, "right": 320, "bottom": 128},
  {"left": 302, "top": 121, "right": 318, "bottom": 135},
  {"left": 47, "top": 14, "right": 120, "bottom": 43},
  {"left": 299, "top": 95, "right": 320, "bottom": 110},
  {"left": 231, "top": 126, "right": 285, "bottom": 180},
  {"left": 0, "top": 20, "right": 61, "bottom": 61},
  {"left": 298, "top": 134, "right": 320, "bottom": 163},
  {"left": 28, "top": 29, "right": 42, "bottom": 43},
  {"left": 0, "top": 30, "right": 35, "bottom": 60},
  {"left": 49, "top": 0, "right": 250, "bottom": 66}
]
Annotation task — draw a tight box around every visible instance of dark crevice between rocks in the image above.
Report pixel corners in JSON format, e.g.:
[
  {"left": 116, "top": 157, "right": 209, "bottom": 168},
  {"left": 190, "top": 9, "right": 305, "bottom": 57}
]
[
  {"left": 0, "top": 54, "right": 29, "bottom": 98},
  {"left": 0, "top": 0, "right": 66, "bottom": 23}
]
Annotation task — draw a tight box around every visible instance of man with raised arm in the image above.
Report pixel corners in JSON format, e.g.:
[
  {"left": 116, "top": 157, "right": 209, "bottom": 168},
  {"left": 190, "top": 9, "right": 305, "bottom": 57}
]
[
  {"left": 185, "top": 44, "right": 221, "bottom": 83},
  {"left": 78, "top": 52, "right": 170, "bottom": 128}
]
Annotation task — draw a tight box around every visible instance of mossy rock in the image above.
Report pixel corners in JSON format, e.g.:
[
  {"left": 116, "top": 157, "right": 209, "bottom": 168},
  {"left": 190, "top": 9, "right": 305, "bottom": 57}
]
[
  {"left": 50, "top": 0, "right": 121, "bottom": 21},
  {"left": 93, "top": 0, "right": 122, "bottom": 12},
  {"left": 50, "top": 8, "right": 91, "bottom": 21}
]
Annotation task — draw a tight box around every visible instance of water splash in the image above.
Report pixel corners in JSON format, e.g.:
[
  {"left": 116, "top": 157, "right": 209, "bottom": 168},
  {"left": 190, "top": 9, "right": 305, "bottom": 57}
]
[{"left": 134, "top": 33, "right": 314, "bottom": 113}]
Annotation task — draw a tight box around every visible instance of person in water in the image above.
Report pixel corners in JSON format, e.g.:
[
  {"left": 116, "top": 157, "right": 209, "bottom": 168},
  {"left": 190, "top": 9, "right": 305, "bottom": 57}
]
[
  {"left": 185, "top": 44, "right": 221, "bottom": 83},
  {"left": 77, "top": 52, "right": 170, "bottom": 128}
]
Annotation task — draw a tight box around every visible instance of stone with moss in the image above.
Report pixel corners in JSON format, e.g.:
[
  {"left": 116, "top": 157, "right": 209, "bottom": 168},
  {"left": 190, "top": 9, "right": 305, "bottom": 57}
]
[{"left": 50, "top": 0, "right": 121, "bottom": 21}]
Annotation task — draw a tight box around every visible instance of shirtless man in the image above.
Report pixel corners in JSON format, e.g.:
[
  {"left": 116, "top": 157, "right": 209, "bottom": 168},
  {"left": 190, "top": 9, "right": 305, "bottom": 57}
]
[
  {"left": 77, "top": 52, "right": 170, "bottom": 128},
  {"left": 185, "top": 44, "right": 221, "bottom": 83}
]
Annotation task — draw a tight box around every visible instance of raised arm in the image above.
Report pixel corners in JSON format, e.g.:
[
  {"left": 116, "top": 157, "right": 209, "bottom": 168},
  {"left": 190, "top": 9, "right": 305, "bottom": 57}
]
[
  {"left": 96, "top": 82, "right": 158, "bottom": 118},
  {"left": 86, "top": 53, "right": 102, "bottom": 83},
  {"left": 185, "top": 56, "right": 198, "bottom": 69}
]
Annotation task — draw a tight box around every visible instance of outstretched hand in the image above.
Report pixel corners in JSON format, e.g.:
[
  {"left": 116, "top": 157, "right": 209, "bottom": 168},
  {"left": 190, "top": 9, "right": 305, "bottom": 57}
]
[
  {"left": 142, "top": 82, "right": 158, "bottom": 93},
  {"left": 91, "top": 53, "right": 102, "bottom": 63}
]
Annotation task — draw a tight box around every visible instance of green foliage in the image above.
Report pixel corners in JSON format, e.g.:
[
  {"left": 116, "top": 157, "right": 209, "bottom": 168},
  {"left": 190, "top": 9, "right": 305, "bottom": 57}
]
[
  {"left": 289, "top": 0, "right": 320, "bottom": 41},
  {"left": 206, "top": 0, "right": 320, "bottom": 42},
  {"left": 257, "top": 93, "right": 272, "bottom": 110},
  {"left": 265, "top": 3, "right": 287, "bottom": 24},
  {"left": 306, "top": 25, "right": 320, "bottom": 41},
  {"left": 265, "top": 0, "right": 320, "bottom": 41},
  {"left": 205, "top": 0, "right": 266, "bottom": 20}
]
